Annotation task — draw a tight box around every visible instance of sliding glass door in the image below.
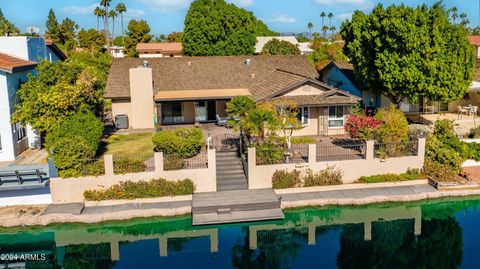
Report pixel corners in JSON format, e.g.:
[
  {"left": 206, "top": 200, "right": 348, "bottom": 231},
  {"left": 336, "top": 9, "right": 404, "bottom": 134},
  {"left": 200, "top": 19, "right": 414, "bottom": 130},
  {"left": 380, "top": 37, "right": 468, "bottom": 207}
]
[
  {"left": 161, "top": 102, "right": 184, "bottom": 125},
  {"left": 195, "top": 101, "right": 217, "bottom": 122}
]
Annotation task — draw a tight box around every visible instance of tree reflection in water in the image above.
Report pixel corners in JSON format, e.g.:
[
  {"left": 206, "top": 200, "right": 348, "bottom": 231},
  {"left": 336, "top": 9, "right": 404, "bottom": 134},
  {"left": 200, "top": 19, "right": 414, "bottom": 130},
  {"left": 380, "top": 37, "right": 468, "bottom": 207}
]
[{"left": 62, "top": 243, "right": 117, "bottom": 269}]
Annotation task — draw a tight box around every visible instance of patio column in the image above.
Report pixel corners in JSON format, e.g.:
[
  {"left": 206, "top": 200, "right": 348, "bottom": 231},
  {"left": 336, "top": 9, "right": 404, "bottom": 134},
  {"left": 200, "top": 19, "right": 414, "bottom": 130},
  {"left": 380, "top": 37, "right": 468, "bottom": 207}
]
[
  {"left": 417, "top": 138, "right": 426, "bottom": 160},
  {"left": 366, "top": 140, "right": 374, "bottom": 161},
  {"left": 247, "top": 147, "right": 256, "bottom": 190},
  {"left": 154, "top": 152, "right": 164, "bottom": 172},
  {"left": 104, "top": 155, "right": 114, "bottom": 177},
  {"left": 308, "top": 144, "right": 316, "bottom": 164}
]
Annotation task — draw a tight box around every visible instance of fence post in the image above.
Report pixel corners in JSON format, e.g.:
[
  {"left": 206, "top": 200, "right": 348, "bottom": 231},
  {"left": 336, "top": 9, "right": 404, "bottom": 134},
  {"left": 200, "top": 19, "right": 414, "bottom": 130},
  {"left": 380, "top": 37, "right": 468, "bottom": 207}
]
[
  {"left": 155, "top": 152, "right": 164, "bottom": 172},
  {"left": 308, "top": 144, "right": 316, "bottom": 165},
  {"left": 104, "top": 155, "right": 114, "bottom": 176},
  {"left": 366, "top": 140, "right": 374, "bottom": 160},
  {"left": 417, "top": 138, "right": 426, "bottom": 160},
  {"left": 208, "top": 148, "right": 217, "bottom": 192},
  {"left": 247, "top": 147, "right": 256, "bottom": 189}
]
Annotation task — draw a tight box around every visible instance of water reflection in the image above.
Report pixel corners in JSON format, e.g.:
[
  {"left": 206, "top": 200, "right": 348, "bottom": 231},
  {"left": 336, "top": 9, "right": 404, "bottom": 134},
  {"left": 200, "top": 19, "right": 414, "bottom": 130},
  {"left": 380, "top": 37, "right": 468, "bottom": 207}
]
[{"left": 0, "top": 198, "right": 478, "bottom": 269}]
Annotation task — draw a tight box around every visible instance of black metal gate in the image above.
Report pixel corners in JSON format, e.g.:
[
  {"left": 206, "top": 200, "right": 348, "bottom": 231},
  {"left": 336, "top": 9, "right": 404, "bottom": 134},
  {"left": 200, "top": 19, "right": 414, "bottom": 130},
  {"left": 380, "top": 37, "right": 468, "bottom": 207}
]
[{"left": 211, "top": 134, "right": 240, "bottom": 152}]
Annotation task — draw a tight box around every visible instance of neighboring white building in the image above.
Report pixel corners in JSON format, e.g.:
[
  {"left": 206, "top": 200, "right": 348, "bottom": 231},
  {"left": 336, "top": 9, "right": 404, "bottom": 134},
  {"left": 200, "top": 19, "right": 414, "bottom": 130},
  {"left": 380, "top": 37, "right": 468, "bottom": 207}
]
[
  {"left": 0, "top": 36, "right": 65, "bottom": 162},
  {"left": 136, "top": 43, "right": 183, "bottom": 58},
  {"left": 255, "top": 36, "right": 313, "bottom": 55},
  {"left": 107, "top": 46, "right": 125, "bottom": 58}
]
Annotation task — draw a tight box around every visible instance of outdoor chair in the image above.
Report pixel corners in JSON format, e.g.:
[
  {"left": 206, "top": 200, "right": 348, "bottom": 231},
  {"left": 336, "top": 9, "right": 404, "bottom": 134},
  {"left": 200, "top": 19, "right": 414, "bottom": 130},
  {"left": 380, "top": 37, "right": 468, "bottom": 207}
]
[
  {"left": 216, "top": 114, "right": 227, "bottom": 126},
  {"left": 457, "top": 105, "right": 468, "bottom": 119},
  {"left": 471, "top": 106, "right": 478, "bottom": 116}
]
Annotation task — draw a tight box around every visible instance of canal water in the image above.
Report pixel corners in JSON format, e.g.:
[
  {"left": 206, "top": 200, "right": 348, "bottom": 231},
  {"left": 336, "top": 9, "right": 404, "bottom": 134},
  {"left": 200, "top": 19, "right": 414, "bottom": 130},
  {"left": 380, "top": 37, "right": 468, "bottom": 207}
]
[{"left": 1, "top": 197, "right": 480, "bottom": 268}]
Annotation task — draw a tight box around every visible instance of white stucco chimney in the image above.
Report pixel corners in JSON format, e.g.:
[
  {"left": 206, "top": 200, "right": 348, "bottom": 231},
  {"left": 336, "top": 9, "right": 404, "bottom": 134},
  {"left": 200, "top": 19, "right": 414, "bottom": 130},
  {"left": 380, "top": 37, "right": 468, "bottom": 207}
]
[{"left": 129, "top": 65, "right": 154, "bottom": 129}]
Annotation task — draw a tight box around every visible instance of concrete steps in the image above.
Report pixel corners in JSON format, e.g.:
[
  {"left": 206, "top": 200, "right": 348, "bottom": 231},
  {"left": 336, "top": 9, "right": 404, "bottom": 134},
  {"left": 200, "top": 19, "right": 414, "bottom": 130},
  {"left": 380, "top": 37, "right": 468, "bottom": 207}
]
[
  {"left": 216, "top": 151, "right": 248, "bottom": 192},
  {"left": 192, "top": 189, "right": 284, "bottom": 225}
]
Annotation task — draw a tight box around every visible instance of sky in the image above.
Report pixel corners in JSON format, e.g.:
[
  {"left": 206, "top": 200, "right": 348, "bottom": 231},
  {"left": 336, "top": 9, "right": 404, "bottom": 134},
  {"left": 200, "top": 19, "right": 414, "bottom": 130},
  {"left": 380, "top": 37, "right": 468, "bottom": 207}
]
[{"left": 1, "top": 0, "right": 479, "bottom": 36}]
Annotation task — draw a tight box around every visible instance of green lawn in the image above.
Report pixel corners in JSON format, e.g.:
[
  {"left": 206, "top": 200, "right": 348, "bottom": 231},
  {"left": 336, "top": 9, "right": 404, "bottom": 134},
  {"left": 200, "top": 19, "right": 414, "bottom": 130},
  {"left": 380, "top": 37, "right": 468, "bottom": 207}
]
[{"left": 104, "top": 133, "right": 155, "bottom": 157}]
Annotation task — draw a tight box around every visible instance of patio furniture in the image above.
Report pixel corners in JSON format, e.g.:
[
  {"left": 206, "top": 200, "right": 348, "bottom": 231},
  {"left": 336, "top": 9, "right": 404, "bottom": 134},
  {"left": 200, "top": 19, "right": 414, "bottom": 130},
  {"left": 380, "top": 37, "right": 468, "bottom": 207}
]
[
  {"left": 470, "top": 106, "right": 478, "bottom": 116},
  {"left": 457, "top": 105, "right": 468, "bottom": 119},
  {"left": 216, "top": 114, "right": 227, "bottom": 127},
  {"left": 0, "top": 169, "right": 47, "bottom": 185}
]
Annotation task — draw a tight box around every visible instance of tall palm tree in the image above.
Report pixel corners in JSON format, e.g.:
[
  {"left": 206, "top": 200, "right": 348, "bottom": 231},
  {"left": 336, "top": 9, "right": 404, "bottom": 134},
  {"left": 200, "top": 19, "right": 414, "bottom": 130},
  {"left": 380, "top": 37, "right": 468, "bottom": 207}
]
[
  {"left": 330, "top": 26, "right": 336, "bottom": 37},
  {"left": 450, "top": 7, "right": 458, "bottom": 23},
  {"left": 328, "top": 12, "right": 334, "bottom": 27},
  {"left": 100, "top": 0, "right": 111, "bottom": 44},
  {"left": 460, "top": 12, "right": 469, "bottom": 25},
  {"left": 115, "top": 3, "right": 127, "bottom": 46},
  {"left": 322, "top": 25, "right": 329, "bottom": 39},
  {"left": 108, "top": 10, "right": 118, "bottom": 42},
  {"left": 320, "top": 12, "right": 326, "bottom": 29},
  {"left": 94, "top": 6, "right": 103, "bottom": 30},
  {"left": 307, "top": 22, "right": 313, "bottom": 39}
]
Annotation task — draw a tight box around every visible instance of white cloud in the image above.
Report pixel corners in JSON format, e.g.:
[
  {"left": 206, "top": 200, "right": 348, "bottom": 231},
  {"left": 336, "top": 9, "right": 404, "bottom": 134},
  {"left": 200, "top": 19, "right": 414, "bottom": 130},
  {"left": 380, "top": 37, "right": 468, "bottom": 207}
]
[
  {"left": 125, "top": 8, "right": 146, "bottom": 18},
  {"left": 315, "top": 0, "right": 374, "bottom": 11},
  {"left": 227, "top": 0, "right": 254, "bottom": 7},
  {"left": 61, "top": 4, "right": 99, "bottom": 15},
  {"left": 136, "top": 0, "right": 192, "bottom": 13},
  {"left": 337, "top": 12, "right": 353, "bottom": 22},
  {"left": 270, "top": 13, "right": 297, "bottom": 23}
]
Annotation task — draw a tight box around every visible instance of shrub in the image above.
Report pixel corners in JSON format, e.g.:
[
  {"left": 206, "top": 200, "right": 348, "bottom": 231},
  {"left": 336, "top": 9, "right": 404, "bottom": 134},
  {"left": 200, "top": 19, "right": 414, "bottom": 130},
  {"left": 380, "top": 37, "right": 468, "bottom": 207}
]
[
  {"left": 84, "top": 178, "right": 195, "bottom": 201},
  {"left": 54, "top": 136, "right": 93, "bottom": 177},
  {"left": 356, "top": 169, "right": 422, "bottom": 183},
  {"left": 272, "top": 169, "right": 301, "bottom": 189},
  {"left": 164, "top": 155, "right": 186, "bottom": 171},
  {"left": 423, "top": 160, "right": 457, "bottom": 182},
  {"left": 291, "top": 136, "right": 316, "bottom": 144},
  {"left": 374, "top": 105, "right": 409, "bottom": 144},
  {"left": 152, "top": 128, "right": 204, "bottom": 158},
  {"left": 113, "top": 158, "right": 147, "bottom": 174},
  {"left": 304, "top": 166, "right": 343, "bottom": 187},
  {"left": 468, "top": 126, "right": 480, "bottom": 139},
  {"left": 344, "top": 114, "right": 381, "bottom": 141},
  {"left": 256, "top": 143, "right": 285, "bottom": 165},
  {"left": 409, "top": 124, "right": 430, "bottom": 139}
]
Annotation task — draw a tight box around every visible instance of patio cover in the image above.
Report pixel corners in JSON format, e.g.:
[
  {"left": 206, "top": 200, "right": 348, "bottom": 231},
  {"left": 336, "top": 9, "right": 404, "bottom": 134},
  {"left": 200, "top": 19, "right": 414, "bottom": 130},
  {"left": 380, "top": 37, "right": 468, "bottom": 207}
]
[{"left": 154, "top": 88, "right": 251, "bottom": 101}]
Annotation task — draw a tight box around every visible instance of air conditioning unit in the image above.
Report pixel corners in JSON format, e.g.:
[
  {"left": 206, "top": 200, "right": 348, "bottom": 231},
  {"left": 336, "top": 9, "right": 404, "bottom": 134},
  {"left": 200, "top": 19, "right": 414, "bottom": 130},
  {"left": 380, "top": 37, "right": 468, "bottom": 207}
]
[{"left": 115, "top": 114, "right": 129, "bottom": 129}]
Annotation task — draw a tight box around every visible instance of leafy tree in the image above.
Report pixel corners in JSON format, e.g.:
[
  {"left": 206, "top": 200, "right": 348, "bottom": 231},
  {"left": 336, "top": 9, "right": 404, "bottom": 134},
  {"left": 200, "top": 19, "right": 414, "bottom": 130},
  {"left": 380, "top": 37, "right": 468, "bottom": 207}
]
[
  {"left": 308, "top": 42, "right": 348, "bottom": 70},
  {"left": 261, "top": 38, "right": 300, "bottom": 55},
  {"left": 0, "top": 8, "right": 19, "bottom": 36},
  {"left": 45, "top": 9, "right": 59, "bottom": 40},
  {"left": 296, "top": 33, "right": 309, "bottom": 42},
  {"left": 78, "top": 28, "right": 106, "bottom": 51},
  {"left": 374, "top": 105, "right": 409, "bottom": 144},
  {"left": 341, "top": 3, "right": 475, "bottom": 104},
  {"left": 266, "top": 100, "right": 301, "bottom": 150},
  {"left": 183, "top": 0, "right": 274, "bottom": 56},
  {"left": 167, "top": 31, "right": 183, "bottom": 42},
  {"left": 124, "top": 19, "right": 152, "bottom": 57},
  {"left": 115, "top": 3, "right": 127, "bottom": 46}
]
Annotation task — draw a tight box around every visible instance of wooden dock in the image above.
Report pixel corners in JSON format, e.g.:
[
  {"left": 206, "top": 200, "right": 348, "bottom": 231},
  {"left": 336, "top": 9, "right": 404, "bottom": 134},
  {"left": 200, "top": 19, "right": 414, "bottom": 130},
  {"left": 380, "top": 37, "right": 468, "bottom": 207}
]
[{"left": 192, "top": 189, "right": 284, "bottom": 225}]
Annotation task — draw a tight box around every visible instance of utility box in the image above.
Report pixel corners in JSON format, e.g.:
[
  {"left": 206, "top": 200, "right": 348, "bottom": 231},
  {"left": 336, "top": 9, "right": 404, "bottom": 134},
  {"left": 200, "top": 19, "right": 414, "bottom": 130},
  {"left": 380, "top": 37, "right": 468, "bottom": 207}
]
[{"left": 115, "top": 114, "right": 129, "bottom": 129}]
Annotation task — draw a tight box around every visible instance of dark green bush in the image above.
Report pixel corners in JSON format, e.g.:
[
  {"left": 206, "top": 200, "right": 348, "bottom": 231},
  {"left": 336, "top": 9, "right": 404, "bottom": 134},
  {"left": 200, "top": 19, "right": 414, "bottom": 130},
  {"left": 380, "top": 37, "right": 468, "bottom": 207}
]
[
  {"left": 469, "top": 126, "right": 480, "bottom": 139},
  {"left": 54, "top": 136, "right": 93, "bottom": 177},
  {"left": 256, "top": 143, "right": 285, "bottom": 165},
  {"left": 272, "top": 169, "right": 301, "bottom": 189},
  {"left": 152, "top": 128, "right": 204, "bottom": 158},
  {"left": 83, "top": 178, "right": 195, "bottom": 201},
  {"left": 304, "top": 166, "right": 343, "bottom": 187},
  {"left": 164, "top": 155, "right": 185, "bottom": 171}
]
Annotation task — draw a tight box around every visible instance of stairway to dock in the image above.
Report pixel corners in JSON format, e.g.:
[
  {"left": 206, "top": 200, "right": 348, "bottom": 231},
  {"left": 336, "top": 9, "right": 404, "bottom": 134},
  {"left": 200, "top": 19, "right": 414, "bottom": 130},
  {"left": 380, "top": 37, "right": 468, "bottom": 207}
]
[
  {"left": 192, "top": 189, "right": 284, "bottom": 225},
  {"left": 216, "top": 151, "right": 248, "bottom": 191}
]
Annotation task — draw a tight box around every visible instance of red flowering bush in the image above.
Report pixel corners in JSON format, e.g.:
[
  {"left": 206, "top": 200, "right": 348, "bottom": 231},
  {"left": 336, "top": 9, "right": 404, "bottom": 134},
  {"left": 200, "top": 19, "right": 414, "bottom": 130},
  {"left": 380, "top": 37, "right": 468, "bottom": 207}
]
[{"left": 345, "top": 114, "right": 381, "bottom": 141}]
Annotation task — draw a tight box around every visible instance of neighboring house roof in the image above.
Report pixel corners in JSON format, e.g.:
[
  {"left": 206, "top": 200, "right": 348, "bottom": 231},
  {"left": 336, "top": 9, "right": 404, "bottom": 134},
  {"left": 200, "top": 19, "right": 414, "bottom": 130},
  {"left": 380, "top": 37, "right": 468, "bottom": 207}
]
[
  {"left": 298, "top": 42, "right": 314, "bottom": 53},
  {"left": 255, "top": 36, "right": 299, "bottom": 54},
  {"left": 476, "top": 60, "right": 480, "bottom": 81},
  {"left": 319, "top": 61, "right": 367, "bottom": 91},
  {"left": 0, "top": 53, "right": 37, "bottom": 73},
  {"left": 468, "top": 36, "right": 480, "bottom": 46},
  {"left": 136, "top": 42, "right": 183, "bottom": 54},
  {"left": 273, "top": 91, "right": 360, "bottom": 106},
  {"left": 45, "top": 39, "right": 67, "bottom": 60},
  {"left": 105, "top": 55, "right": 318, "bottom": 99}
]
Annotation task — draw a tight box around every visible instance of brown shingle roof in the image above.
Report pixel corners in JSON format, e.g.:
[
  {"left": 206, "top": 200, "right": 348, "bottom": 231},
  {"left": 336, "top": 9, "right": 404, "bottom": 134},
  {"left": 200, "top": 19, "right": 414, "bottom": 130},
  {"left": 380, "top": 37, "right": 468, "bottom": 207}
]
[
  {"left": 250, "top": 70, "right": 310, "bottom": 101},
  {"left": 273, "top": 89, "right": 359, "bottom": 106},
  {"left": 136, "top": 42, "right": 183, "bottom": 53},
  {"left": 0, "top": 53, "right": 37, "bottom": 73},
  {"left": 105, "top": 55, "right": 319, "bottom": 99}
]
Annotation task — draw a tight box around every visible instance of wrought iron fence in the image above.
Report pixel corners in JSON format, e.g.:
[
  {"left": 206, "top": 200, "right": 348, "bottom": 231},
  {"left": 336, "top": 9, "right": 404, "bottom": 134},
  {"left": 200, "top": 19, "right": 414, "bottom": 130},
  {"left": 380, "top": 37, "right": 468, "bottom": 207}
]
[
  {"left": 163, "top": 151, "right": 208, "bottom": 171},
  {"left": 316, "top": 141, "right": 366, "bottom": 162},
  {"left": 290, "top": 144, "right": 309, "bottom": 163},
  {"left": 374, "top": 140, "right": 418, "bottom": 159},
  {"left": 113, "top": 154, "right": 155, "bottom": 174},
  {"left": 80, "top": 158, "right": 105, "bottom": 177}
]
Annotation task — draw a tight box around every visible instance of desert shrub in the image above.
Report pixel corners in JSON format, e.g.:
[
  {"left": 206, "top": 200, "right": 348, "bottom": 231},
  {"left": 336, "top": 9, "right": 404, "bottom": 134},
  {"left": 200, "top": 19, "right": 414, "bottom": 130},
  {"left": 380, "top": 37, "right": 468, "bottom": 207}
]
[
  {"left": 304, "top": 166, "right": 343, "bottom": 187},
  {"left": 82, "top": 160, "right": 105, "bottom": 176},
  {"left": 152, "top": 128, "right": 204, "bottom": 158},
  {"left": 409, "top": 124, "right": 430, "bottom": 139},
  {"left": 113, "top": 158, "right": 147, "bottom": 174},
  {"left": 423, "top": 160, "right": 457, "bottom": 182},
  {"left": 468, "top": 126, "right": 480, "bottom": 139},
  {"left": 272, "top": 169, "right": 301, "bottom": 189},
  {"left": 256, "top": 143, "right": 285, "bottom": 165},
  {"left": 164, "top": 155, "right": 186, "bottom": 171},
  {"left": 345, "top": 114, "right": 381, "bottom": 141},
  {"left": 356, "top": 169, "right": 422, "bottom": 183},
  {"left": 375, "top": 105, "right": 409, "bottom": 144},
  {"left": 84, "top": 178, "right": 195, "bottom": 200},
  {"left": 291, "top": 136, "right": 316, "bottom": 144}
]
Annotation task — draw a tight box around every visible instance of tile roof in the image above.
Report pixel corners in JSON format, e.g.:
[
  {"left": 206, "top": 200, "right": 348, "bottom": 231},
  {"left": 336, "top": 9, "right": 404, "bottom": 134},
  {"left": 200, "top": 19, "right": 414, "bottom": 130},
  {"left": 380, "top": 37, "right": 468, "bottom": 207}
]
[
  {"left": 0, "top": 53, "right": 37, "bottom": 73},
  {"left": 136, "top": 42, "right": 183, "bottom": 53},
  {"left": 468, "top": 36, "right": 480, "bottom": 46},
  {"left": 105, "top": 55, "right": 319, "bottom": 99}
]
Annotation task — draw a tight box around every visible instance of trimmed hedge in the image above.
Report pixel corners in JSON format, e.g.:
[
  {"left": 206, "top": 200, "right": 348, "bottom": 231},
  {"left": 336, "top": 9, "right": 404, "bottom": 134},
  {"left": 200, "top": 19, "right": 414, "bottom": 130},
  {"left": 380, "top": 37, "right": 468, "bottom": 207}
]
[
  {"left": 357, "top": 169, "right": 422, "bottom": 183},
  {"left": 152, "top": 128, "right": 204, "bottom": 158},
  {"left": 84, "top": 178, "right": 195, "bottom": 201}
]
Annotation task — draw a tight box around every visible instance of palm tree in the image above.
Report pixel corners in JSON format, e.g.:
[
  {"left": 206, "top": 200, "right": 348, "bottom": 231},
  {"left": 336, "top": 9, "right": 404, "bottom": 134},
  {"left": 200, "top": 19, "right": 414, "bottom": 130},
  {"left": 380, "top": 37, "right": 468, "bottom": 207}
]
[
  {"left": 307, "top": 22, "right": 313, "bottom": 39},
  {"left": 108, "top": 10, "right": 118, "bottom": 42},
  {"left": 115, "top": 3, "right": 127, "bottom": 46},
  {"left": 246, "top": 108, "right": 277, "bottom": 144},
  {"left": 330, "top": 26, "right": 336, "bottom": 37},
  {"left": 322, "top": 25, "right": 329, "bottom": 39},
  {"left": 328, "top": 12, "right": 334, "bottom": 27},
  {"left": 450, "top": 7, "right": 458, "bottom": 23},
  {"left": 460, "top": 12, "right": 469, "bottom": 25},
  {"left": 100, "top": 0, "right": 111, "bottom": 44},
  {"left": 93, "top": 6, "right": 103, "bottom": 30},
  {"left": 320, "top": 12, "right": 326, "bottom": 29}
]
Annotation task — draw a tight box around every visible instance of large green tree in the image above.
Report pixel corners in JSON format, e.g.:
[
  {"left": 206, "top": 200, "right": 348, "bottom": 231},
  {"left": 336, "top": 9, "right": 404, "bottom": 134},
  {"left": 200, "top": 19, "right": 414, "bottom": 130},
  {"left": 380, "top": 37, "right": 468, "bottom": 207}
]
[
  {"left": 341, "top": 3, "right": 475, "bottom": 104},
  {"left": 183, "top": 0, "right": 274, "bottom": 56},
  {"left": 0, "top": 8, "right": 20, "bottom": 36},
  {"left": 78, "top": 28, "right": 106, "bottom": 51},
  {"left": 261, "top": 39, "right": 300, "bottom": 55},
  {"left": 45, "top": 9, "right": 59, "bottom": 40},
  {"left": 124, "top": 19, "right": 152, "bottom": 57},
  {"left": 45, "top": 10, "right": 78, "bottom": 52}
]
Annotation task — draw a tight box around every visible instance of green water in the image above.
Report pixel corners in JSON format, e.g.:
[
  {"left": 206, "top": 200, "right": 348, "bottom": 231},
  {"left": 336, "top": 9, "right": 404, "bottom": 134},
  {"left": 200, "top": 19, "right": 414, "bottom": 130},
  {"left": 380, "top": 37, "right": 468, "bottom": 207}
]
[{"left": 1, "top": 197, "right": 480, "bottom": 268}]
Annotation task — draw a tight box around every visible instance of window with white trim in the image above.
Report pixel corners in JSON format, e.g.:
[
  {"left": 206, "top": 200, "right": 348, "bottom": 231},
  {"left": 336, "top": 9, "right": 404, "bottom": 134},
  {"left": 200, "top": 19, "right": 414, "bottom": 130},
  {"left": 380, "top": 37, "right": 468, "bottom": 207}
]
[
  {"left": 13, "top": 123, "right": 26, "bottom": 141},
  {"left": 296, "top": 107, "right": 309, "bottom": 125},
  {"left": 328, "top": 106, "right": 344, "bottom": 128}
]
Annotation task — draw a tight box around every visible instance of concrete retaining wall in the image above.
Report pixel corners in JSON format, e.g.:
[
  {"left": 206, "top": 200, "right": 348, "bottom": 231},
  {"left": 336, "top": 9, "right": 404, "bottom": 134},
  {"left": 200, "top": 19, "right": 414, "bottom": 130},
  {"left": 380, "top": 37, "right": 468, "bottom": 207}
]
[
  {"left": 50, "top": 150, "right": 216, "bottom": 204},
  {"left": 247, "top": 138, "right": 426, "bottom": 189}
]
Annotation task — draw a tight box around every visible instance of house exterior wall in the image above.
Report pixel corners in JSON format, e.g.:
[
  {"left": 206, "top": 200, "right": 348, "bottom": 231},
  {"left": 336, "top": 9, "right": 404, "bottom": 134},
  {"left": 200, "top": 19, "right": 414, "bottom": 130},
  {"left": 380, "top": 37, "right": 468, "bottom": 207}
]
[
  {"left": 129, "top": 67, "right": 155, "bottom": 129},
  {"left": 183, "top": 101, "right": 196, "bottom": 124},
  {"left": 139, "top": 53, "right": 182, "bottom": 58},
  {"left": 322, "top": 66, "right": 362, "bottom": 97},
  {"left": 283, "top": 84, "right": 326, "bottom": 96},
  {"left": 292, "top": 107, "right": 319, "bottom": 136},
  {"left": 111, "top": 99, "right": 132, "bottom": 128}
]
